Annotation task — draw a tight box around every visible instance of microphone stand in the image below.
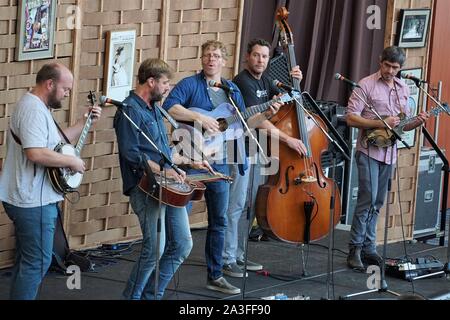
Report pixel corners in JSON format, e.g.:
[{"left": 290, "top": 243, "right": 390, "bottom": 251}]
[
  {"left": 114, "top": 105, "right": 182, "bottom": 300},
  {"left": 341, "top": 145, "right": 401, "bottom": 299},
  {"left": 301, "top": 92, "right": 351, "bottom": 159},
  {"left": 225, "top": 91, "right": 271, "bottom": 165},
  {"left": 224, "top": 91, "right": 270, "bottom": 300},
  {"left": 414, "top": 81, "right": 450, "bottom": 117},
  {"left": 285, "top": 89, "right": 350, "bottom": 300}
]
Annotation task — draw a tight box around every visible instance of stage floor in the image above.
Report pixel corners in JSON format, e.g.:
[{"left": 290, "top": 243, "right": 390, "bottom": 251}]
[{"left": 1, "top": 227, "right": 449, "bottom": 300}]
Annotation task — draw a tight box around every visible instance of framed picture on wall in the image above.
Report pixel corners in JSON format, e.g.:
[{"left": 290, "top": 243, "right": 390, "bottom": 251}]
[
  {"left": 16, "top": 0, "right": 57, "bottom": 61},
  {"left": 397, "top": 9, "right": 431, "bottom": 48},
  {"left": 397, "top": 67, "right": 422, "bottom": 149},
  {"left": 103, "top": 30, "right": 136, "bottom": 102}
]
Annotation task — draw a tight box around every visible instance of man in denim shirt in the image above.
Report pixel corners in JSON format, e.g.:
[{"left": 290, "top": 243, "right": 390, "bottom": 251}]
[
  {"left": 163, "top": 40, "right": 250, "bottom": 294},
  {"left": 114, "top": 58, "right": 211, "bottom": 299}
]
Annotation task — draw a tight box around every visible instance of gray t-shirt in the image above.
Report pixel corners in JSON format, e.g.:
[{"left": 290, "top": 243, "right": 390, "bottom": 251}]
[
  {"left": 208, "top": 87, "right": 229, "bottom": 108},
  {"left": 0, "top": 92, "right": 64, "bottom": 207},
  {"left": 208, "top": 88, "right": 231, "bottom": 163}
]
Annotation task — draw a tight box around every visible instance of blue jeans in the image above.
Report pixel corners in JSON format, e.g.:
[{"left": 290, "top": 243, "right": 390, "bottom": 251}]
[
  {"left": 349, "top": 151, "right": 392, "bottom": 254},
  {"left": 3, "top": 202, "right": 58, "bottom": 300},
  {"left": 223, "top": 163, "right": 250, "bottom": 265},
  {"left": 200, "top": 164, "right": 230, "bottom": 280},
  {"left": 123, "top": 187, "right": 192, "bottom": 300}
]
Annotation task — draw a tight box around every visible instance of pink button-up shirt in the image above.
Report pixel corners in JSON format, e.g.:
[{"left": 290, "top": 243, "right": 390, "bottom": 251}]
[{"left": 346, "top": 71, "right": 410, "bottom": 165}]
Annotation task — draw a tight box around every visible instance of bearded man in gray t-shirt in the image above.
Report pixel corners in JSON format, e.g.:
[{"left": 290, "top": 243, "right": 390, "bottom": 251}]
[{"left": 0, "top": 63, "right": 102, "bottom": 300}]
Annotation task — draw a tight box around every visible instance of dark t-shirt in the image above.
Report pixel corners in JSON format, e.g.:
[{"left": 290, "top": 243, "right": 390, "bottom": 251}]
[
  {"left": 233, "top": 69, "right": 280, "bottom": 155},
  {"left": 233, "top": 69, "right": 280, "bottom": 108}
]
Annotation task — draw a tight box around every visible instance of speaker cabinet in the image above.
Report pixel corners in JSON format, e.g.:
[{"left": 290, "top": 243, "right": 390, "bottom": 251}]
[
  {"left": 268, "top": 53, "right": 292, "bottom": 87},
  {"left": 414, "top": 148, "right": 444, "bottom": 239}
]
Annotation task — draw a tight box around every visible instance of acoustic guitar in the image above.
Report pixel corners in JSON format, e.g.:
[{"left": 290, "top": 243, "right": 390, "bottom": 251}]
[
  {"left": 175, "top": 93, "right": 293, "bottom": 158},
  {"left": 138, "top": 172, "right": 232, "bottom": 208}
]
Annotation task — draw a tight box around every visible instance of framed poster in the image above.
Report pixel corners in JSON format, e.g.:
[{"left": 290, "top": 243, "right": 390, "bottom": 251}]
[
  {"left": 16, "top": 0, "right": 57, "bottom": 61},
  {"left": 398, "top": 68, "right": 422, "bottom": 149},
  {"left": 397, "top": 9, "right": 431, "bottom": 48},
  {"left": 103, "top": 30, "right": 136, "bottom": 102}
]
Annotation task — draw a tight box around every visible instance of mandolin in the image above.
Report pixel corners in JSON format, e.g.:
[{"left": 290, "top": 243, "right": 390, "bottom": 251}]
[{"left": 365, "top": 103, "right": 449, "bottom": 148}]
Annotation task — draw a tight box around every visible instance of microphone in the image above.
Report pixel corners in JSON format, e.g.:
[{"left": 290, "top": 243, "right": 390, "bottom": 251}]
[
  {"left": 100, "top": 96, "right": 179, "bottom": 129},
  {"left": 272, "top": 79, "right": 297, "bottom": 92},
  {"left": 334, "top": 73, "right": 361, "bottom": 88},
  {"left": 208, "top": 80, "right": 235, "bottom": 93},
  {"left": 401, "top": 73, "right": 426, "bottom": 85},
  {"left": 99, "top": 96, "right": 129, "bottom": 108}
]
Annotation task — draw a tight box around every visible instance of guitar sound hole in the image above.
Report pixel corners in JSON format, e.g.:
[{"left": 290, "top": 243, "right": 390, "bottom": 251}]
[{"left": 218, "top": 119, "right": 228, "bottom": 132}]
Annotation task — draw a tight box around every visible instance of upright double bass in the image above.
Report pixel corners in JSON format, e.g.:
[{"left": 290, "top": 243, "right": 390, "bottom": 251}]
[{"left": 255, "top": 7, "right": 341, "bottom": 244}]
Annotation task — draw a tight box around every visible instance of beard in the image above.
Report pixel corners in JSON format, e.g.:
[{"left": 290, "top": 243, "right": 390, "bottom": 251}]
[
  {"left": 47, "top": 87, "right": 63, "bottom": 109},
  {"left": 150, "top": 89, "right": 164, "bottom": 103}
]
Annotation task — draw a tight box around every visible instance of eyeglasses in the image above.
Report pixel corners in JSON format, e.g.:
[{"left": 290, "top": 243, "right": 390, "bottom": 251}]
[{"left": 202, "top": 53, "right": 222, "bottom": 60}]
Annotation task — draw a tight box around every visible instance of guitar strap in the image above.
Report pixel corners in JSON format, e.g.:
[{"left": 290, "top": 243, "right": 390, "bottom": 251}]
[
  {"left": 9, "top": 116, "right": 70, "bottom": 177},
  {"left": 52, "top": 118, "right": 71, "bottom": 144},
  {"left": 393, "top": 82, "right": 406, "bottom": 117},
  {"left": 9, "top": 128, "right": 38, "bottom": 176},
  {"left": 10, "top": 118, "right": 70, "bottom": 146},
  {"left": 10, "top": 128, "right": 22, "bottom": 146}
]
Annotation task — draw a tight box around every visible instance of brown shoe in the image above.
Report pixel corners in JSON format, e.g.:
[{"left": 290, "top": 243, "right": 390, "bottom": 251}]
[{"left": 347, "top": 247, "right": 364, "bottom": 270}]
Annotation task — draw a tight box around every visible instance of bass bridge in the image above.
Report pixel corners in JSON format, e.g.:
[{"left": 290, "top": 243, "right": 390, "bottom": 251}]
[{"left": 294, "top": 174, "right": 317, "bottom": 185}]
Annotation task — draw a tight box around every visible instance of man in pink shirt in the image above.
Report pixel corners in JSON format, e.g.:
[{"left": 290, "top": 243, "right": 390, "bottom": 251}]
[{"left": 346, "top": 46, "right": 429, "bottom": 270}]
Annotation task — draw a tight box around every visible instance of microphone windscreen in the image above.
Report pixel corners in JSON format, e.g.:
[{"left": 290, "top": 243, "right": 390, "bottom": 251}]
[
  {"left": 99, "top": 96, "right": 107, "bottom": 105},
  {"left": 334, "top": 73, "right": 342, "bottom": 80}
]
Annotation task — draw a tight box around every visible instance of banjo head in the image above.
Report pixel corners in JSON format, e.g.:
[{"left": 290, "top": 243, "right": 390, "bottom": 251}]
[{"left": 52, "top": 143, "right": 83, "bottom": 191}]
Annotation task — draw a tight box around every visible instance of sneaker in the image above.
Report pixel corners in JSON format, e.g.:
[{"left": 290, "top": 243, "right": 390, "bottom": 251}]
[
  {"left": 237, "top": 259, "right": 263, "bottom": 271},
  {"left": 223, "top": 263, "right": 248, "bottom": 278},
  {"left": 206, "top": 277, "right": 241, "bottom": 294}
]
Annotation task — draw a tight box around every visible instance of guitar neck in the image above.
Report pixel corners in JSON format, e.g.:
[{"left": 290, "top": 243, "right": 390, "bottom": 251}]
[
  {"left": 225, "top": 98, "right": 280, "bottom": 126},
  {"left": 399, "top": 106, "right": 442, "bottom": 129},
  {"left": 75, "top": 114, "right": 93, "bottom": 155},
  {"left": 187, "top": 173, "right": 229, "bottom": 182}
]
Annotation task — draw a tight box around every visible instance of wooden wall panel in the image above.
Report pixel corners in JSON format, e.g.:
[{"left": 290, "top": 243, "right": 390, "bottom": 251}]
[
  {"left": 166, "top": 0, "right": 241, "bottom": 82},
  {"left": 0, "top": 0, "right": 244, "bottom": 268}
]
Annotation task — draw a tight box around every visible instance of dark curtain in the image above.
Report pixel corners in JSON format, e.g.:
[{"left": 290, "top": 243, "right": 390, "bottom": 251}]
[
  {"left": 239, "top": 0, "right": 287, "bottom": 71},
  {"left": 239, "top": 0, "right": 387, "bottom": 105}
]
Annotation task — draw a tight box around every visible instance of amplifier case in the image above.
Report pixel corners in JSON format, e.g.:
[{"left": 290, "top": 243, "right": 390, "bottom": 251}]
[{"left": 414, "top": 149, "right": 444, "bottom": 238}]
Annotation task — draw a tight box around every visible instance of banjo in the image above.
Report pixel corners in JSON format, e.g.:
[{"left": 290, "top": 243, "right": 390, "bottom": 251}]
[{"left": 48, "top": 91, "right": 97, "bottom": 194}]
